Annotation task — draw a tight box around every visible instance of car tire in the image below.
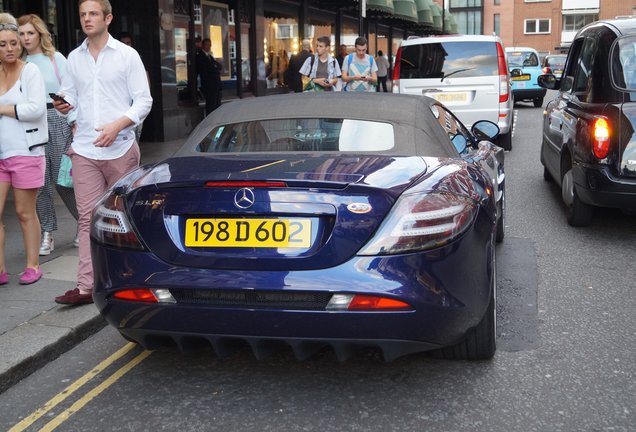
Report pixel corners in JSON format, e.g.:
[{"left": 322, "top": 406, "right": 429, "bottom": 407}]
[
  {"left": 497, "top": 132, "right": 512, "bottom": 151},
  {"left": 496, "top": 183, "right": 505, "bottom": 243},
  {"left": 561, "top": 168, "right": 594, "bottom": 226},
  {"left": 433, "top": 248, "right": 497, "bottom": 360},
  {"left": 533, "top": 97, "right": 544, "bottom": 108},
  {"left": 543, "top": 165, "right": 553, "bottom": 182}
]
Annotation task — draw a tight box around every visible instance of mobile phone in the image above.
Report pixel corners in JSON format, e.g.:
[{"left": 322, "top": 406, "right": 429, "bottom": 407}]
[{"left": 49, "top": 93, "right": 69, "bottom": 104}]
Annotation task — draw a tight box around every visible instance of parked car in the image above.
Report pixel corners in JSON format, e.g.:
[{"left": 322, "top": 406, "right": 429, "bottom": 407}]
[
  {"left": 393, "top": 35, "right": 514, "bottom": 151},
  {"left": 506, "top": 46, "right": 547, "bottom": 107},
  {"left": 90, "top": 93, "right": 505, "bottom": 361},
  {"left": 538, "top": 18, "right": 636, "bottom": 226},
  {"left": 542, "top": 54, "right": 567, "bottom": 79}
]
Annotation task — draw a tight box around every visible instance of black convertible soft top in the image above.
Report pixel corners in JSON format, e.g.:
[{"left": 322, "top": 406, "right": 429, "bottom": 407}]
[{"left": 175, "top": 93, "right": 456, "bottom": 158}]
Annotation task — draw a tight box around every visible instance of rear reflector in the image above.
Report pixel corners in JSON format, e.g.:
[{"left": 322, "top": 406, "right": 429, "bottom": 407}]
[
  {"left": 112, "top": 288, "right": 176, "bottom": 303},
  {"left": 326, "top": 294, "right": 413, "bottom": 311},
  {"left": 113, "top": 289, "right": 158, "bottom": 303},
  {"left": 205, "top": 181, "right": 287, "bottom": 188}
]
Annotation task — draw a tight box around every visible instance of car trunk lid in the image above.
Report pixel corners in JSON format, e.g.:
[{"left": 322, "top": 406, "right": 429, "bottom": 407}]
[{"left": 126, "top": 155, "right": 427, "bottom": 270}]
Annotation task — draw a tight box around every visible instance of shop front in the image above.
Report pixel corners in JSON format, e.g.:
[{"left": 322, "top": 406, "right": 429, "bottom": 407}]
[{"left": 3, "top": 0, "right": 442, "bottom": 142}]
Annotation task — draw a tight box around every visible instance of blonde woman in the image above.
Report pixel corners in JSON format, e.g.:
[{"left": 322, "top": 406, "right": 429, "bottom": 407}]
[
  {"left": 18, "top": 14, "right": 78, "bottom": 256},
  {"left": 0, "top": 12, "right": 47, "bottom": 285}
]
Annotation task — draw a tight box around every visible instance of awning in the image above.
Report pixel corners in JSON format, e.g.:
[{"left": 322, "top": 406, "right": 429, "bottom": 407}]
[
  {"left": 415, "top": 0, "right": 433, "bottom": 26},
  {"left": 367, "top": 0, "right": 395, "bottom": 15},
  {"left": 430, "top": 2, "right": 442, "bottom": 31},
  {"left": 393, "top": 0, "right": 419, "bottom": 23},
  {"left": 447, "top": 13, "right": 458, "bottom": 33}
]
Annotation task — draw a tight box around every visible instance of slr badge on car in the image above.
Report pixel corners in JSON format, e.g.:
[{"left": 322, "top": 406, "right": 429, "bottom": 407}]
[
  {"left": 347, "top": 202, "right": 372, "bottom": 214},
  {"left": 234, "top": 188, "right": 255, "bottom": 209}
]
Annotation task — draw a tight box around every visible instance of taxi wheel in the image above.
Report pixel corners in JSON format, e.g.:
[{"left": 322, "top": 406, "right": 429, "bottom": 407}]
[
  {"left": 533, "top": 97, "right": 544, "bottom": 108},
  {"left": 562, "top": 168, "right": 594, "bottom": 226}
]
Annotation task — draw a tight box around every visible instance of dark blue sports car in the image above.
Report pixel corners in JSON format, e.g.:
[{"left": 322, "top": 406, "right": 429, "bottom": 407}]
[{"left": 91, "top": 93, "right": 505, "bottom": 361}]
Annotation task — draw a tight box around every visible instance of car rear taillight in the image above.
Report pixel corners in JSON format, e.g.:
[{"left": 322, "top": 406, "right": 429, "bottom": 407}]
[
  {"left": 326, "top": 294, "right": 413, "bottom": 311},
  {"left": 91, "top": 194, "right": 145, "bottom": 250},
  {"left": 392, "top": 47, "right": 402, "bottom": 92},
  {"left": 497, "top": 43, "right": 510, "bottom": 103},
  {"left": 592, "top": 118, "right": 610, "bottom": 159},
  {"left": 357, "top": 192, "right": 477, "bottom": 255}
]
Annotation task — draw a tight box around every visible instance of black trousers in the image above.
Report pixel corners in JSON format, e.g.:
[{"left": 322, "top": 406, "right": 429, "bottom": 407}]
[{"left": 377, "top": 76, "right": 388, "bottom": 92}]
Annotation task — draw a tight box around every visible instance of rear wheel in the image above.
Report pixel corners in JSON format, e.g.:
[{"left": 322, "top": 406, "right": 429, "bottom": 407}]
[
  {"left": 543, "top": 165, "right": 553, "bottom": 182},
  {"left": 561, "top": 168, "right": 594, "bottom": 226},
  {"left": 533, "top": 97, "right": 544, "bottom": 107},
  {"left": 497, "top": 132, "right": 512, "bottom": 151},
  {"left": 433, "top": 247, "right": 497, "bottom": 360}
]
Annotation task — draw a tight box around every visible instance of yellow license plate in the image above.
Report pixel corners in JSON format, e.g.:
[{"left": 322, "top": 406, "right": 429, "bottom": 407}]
[
  {"left": 185, "top": 218, "right": 311, "bottom": 248},
  {"left": 433, "top": 92, "right": 468, "bottom": 103},
  {"left": 511, "top": 74, "right": 531, "bottom": 81}
]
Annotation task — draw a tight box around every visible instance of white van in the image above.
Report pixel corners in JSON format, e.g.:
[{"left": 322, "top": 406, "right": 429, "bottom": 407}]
[{"left": 393, "top": 35, "right": 514, "bottom": 150}]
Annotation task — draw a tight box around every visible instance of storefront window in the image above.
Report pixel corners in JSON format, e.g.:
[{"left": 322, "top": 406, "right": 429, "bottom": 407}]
[
  {"left": 341, "top": 18, "right": 358, "bottom": 54},
  {"left": 264, "top": 16, "right": 297, "bottom": 90},
  {"left": 239, "top": 5, "right": 253, "bottom": 93},
  {"left": 198, "top": 1, "right": 233, "bottom": 93},
  {"left": 307, "top": 11, "right": 335, "bottom": 58}
]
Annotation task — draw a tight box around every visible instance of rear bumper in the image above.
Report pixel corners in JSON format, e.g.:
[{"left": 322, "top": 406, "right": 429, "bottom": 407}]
[
  {"left": 92, "top": 216, "right": 495, "bottom": 357},
  {"left": 574, "top": 164, "right": 636, "bottom": 210},
  {"left": 512, "top": 88, "right": 546, "bottom": 101}
]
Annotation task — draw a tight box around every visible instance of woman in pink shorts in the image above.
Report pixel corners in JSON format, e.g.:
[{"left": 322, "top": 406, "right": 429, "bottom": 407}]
[{"left": 0, "top": 13, "right": 47, "bottom": 285}]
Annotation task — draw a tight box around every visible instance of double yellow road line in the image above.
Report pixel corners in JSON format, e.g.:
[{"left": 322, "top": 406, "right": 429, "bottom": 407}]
[{"left": 9, "top": 343, "right": 152, "bottom": 432}]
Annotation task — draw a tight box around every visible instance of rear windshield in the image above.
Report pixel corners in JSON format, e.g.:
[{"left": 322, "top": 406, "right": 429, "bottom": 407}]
[
  {"left": 507, "top": 51, "right": 539, "bottom": 67},
  {"left": 544, "top": 55, "right": 566, "bottom": 68},
  {"left": 612, "top": 35, "right": 636, "bottom": 90},
  {"left": 399, "top": 41, "right": 498, "bottom": 79},
  {"left": 196, "top": 119, "right": 395, "bottom": 153}
]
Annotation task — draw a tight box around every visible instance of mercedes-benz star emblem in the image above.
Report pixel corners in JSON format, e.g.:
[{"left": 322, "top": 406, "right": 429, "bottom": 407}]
[{"left": 234, "top": 188, "right": 255, "bottom": 209}]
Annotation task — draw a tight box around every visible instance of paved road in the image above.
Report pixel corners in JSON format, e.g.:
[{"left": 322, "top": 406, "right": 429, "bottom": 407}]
[{"left": 1, "top": 98, "right": 634, "bottom": 432}]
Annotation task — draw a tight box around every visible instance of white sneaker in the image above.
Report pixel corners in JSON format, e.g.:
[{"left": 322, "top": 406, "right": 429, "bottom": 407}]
[
  {"left": 73, "top": 228, "right": 80, "bottom": 248},
  {"left": 39, "top": 232, "right": 54, "bottom": 256}
]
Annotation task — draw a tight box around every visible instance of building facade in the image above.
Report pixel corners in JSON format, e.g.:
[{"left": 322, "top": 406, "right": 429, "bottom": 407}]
[
  {"left": 484, "top": 0, "right": 636, "bottom": 57},
  {"left": 2, "top": 0, "right": 453, "bottom": 142}
]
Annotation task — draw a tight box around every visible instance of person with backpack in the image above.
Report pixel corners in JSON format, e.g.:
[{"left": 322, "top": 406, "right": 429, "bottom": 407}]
[
  {"left": 299, "top": 36, "right": 341, "bottom": 92},
  {"left": 341, "top": 37, "right": 378, "bottom": 92}
]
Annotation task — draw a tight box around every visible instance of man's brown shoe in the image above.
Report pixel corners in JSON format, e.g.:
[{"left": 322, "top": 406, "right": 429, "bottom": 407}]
[{"left": 55, "top": 288, "right": 93, "bottom": 305}]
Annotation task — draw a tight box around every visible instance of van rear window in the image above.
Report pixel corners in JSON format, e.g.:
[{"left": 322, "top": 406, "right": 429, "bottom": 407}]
[{"left": 399, "top": 41, "right": 498, "bottom": 79}]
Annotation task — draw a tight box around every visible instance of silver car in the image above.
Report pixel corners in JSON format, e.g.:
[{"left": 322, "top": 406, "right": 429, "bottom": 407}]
[{"left": 393, "top": 35, "right": 514, "bottom": 151}]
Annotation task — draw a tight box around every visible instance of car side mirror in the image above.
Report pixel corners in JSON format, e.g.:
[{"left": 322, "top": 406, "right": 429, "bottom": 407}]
[
  {"left": 538, "top": 74, "right": 559, "bottom": 90},
  {"left": 471, "top": 120, "right": 500, "bottom": 141}
]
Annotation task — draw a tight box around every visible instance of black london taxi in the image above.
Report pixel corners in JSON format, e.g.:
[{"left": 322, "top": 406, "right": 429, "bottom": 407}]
[{"left": 538, "top": 18, "right": 636, "bottom": 226}]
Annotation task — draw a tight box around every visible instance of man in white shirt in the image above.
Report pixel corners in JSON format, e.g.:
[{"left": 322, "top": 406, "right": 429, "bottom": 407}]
[{"left": 53, "top": 0, "right": 152, "bottom": 305}]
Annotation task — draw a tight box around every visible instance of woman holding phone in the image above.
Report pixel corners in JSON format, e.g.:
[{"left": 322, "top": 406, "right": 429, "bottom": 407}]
[
  {"left": 18, "top": 13, "right": 78, "bottom": 256},
  {"left": 0, "top": 12, "right": 47, "bottom": 284}
]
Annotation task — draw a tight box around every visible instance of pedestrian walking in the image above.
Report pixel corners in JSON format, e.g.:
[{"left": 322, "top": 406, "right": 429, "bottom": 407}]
[
  {"left": 52, "top": 0, "right": 152, "bottom": 305},
  {"left": 285, "top": 39, "right": 312, "bottom": 93},
  {"left": 0, "top": 12, "right": 47, "bottom": 285},
  {"left": 341, "top": 37, "right": 378, "bottom": 92},
  {"left": 196, "top": 37, "right": 222, "bottom": 115},
  {"left": 375, "top": 50, "right": 390, "bottom": 92},
  {"left": 17, "top": 13, "right": 79, "bottom": 256},
  {"left": 299, "top": 36, "right": 341, "bottom": 92}
]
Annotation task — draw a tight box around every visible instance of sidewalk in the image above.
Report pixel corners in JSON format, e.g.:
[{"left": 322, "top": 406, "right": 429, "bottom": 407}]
[{"left": 0, "top": 138, "right": 185, "bottom": 393}]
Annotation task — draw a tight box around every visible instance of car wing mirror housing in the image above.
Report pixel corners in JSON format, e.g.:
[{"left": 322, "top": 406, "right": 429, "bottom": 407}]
[
  {"left": 471, "top": 120, "right": 500, "bottom": 141},
  {"left": 538, "top": 74, "right": 560, "bottom": 90}
]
